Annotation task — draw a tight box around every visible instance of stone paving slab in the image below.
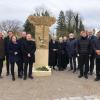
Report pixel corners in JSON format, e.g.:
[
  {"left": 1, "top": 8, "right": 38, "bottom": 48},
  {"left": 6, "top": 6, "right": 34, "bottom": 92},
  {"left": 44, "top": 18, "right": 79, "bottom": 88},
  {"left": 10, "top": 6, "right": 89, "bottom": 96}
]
[
  {"left": 55, "top": 96, "right": 100, "bottom": 100},
  {"left": 0, "top": 65, "right": 100, "bottom": 100}
]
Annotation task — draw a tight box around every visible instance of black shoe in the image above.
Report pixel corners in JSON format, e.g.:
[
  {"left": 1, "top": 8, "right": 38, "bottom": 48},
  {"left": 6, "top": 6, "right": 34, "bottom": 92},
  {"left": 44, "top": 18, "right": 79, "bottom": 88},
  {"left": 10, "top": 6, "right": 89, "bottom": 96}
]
[
  {"left": 78, "top": 75, "right": 83, "bottom": 78},
  {"left": 65, "top": 66, "right": 67, "bottom": 70},
  {"left": 18, "top": 75, "right": 22, "bottom": 79},
  {"left": 84, "top": 75, "right": 88, "bottom": 79},
  {"left": 59, "top": 68, "right": 63, "bottom": 71},
  {"left": 90, "top": 72, "right": 93, "bottom": 75},
  {"left": 94, "top": 78, "right": 100, "bottom": 81},
  {"left": 12, "top": 77, "right": 15, "bottom": 81},
  {"left": 53, "top": 67, "right": 56, "bottom": 70},
  {"left": 49, "top": 66, "right": 52, "bottom": 68},
  {"left": 23, "top": 77, "right": 27, "bottom": 80},
  {"left": 77, "top": 67, "right": 80, "bottom": 70},
  {"left": 0, "top": 76, "right": 3, "bottom": 79},
  {"left": 73, "top": 70, "right": 76, "bottom": 73},
  {"left": 68, "top": 69, "right": 73, "bottom": 71},
  {"left": 29, "top": 76, "right": 34, "bottom": 79},
  {"left": 6, "top": 73, "right": 9, "bottom": 76}
]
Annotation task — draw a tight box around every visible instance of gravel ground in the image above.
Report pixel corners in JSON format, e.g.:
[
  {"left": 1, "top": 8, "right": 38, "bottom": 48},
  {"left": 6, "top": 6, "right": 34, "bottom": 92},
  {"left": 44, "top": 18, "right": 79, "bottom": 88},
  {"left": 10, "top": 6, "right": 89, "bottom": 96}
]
[{"left": 0, "top": 65, "right": 100, "bottom": 100}]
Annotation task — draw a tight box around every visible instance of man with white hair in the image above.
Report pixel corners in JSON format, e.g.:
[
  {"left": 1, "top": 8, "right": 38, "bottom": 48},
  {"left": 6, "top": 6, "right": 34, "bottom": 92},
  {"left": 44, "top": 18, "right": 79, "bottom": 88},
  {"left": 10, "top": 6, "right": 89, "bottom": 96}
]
[
  {"left": 87, "top": 31, "right": 97, "bottom": 75},
  {"left": 93, "top": 31, "right": 100, "bottom": 81},
  {"left": 67, "top": 33, "right": 77, "bottom": 73}
]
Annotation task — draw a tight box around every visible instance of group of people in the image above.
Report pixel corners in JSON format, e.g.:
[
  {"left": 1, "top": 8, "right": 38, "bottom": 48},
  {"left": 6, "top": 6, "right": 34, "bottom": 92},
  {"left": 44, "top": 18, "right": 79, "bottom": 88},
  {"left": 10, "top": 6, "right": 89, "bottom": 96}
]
[
  {"left": 0, "top": 30, "right": 100, "bottom": 82},
  {"left": 0, "top": 31, "right": 36, "bottom": 81},
  {"left": 49, "top": 31, "right": 100, "bottom": 81}
]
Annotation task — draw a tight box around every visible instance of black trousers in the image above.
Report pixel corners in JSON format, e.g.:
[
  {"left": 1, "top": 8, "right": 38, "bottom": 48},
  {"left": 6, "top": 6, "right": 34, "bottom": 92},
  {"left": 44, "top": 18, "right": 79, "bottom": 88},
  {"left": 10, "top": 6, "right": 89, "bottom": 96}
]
[
  {"left": 77, "top": 56, "right": 80, "bottom": 70},
  {"left": 11, "top": 61, "right": 21, "bottom": 77},
  {"left": 20, "top": 60, "right": 24, "bottom": 76},
  {"left": 89, "top": 54, "right": 95, "bottom": 73},
  {"left": 6, "top": 55, "right": 10, "bottom": 74},
  {"left": 0, "top": 59, "right": 3, "bottom": 76},
  {"left": 63, "top": 55, "right": 69, "bottom": 69},
  {"left": 96, "top": 58, "right": 100, "bottom": 78},
  {"left": 79, "top": 55, "right": 89, "bottom": 76},
  {"left": 69, "top": 56, "right": 76, "bottom": 70},
  {"left": 24, "top": 61, "right": 33, "bottom": 78}
]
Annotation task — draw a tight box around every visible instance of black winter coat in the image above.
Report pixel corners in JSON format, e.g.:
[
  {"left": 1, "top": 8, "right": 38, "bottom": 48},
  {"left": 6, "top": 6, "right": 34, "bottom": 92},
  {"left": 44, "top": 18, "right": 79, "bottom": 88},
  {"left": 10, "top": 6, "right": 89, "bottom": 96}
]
[
  {"left": 57, "top": 42, "right": 65, "bottom": 68},
  {"left": 18, "top": 37, "right": 26, "bottom": 59},
  {"left": 93, "top": 37, "right": 100, "bottom": 58},
  {"left": 77, "top": 36, "right": 91, "bottom": 55},
  {"left": 22, "top": 40, "right": 36, "bottom": 63},
  {"left": 0, "top": 38, "right": 5, "bottom": 60},
  {"left": 8, "top": 41, "right": 21, "bottom": 63},
  {"left": 48, "top": 40, "right": 58, "bottom": 66},
  {"left": 4, "top": 36, "right": 11, "bottom": 56}
]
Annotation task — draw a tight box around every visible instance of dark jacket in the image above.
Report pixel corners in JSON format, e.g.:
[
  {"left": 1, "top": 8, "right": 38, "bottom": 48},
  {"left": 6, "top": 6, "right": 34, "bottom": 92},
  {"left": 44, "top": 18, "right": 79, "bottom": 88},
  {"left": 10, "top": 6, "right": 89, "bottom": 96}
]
[
  {"left": 18, "top": 37, "right": 26, "bottom": 48},
  {"left": 88, "top": 35, "right": 97, "bottom": 40},
  {"left": 77, "top": 36, "right": 91, "bottom": 55},
  {"left": 18, "top": 37, "right": 26, "bottom": 58},
  {"left": 93, "top": 37, "right": 100, "bottom": 58},
  {"left": 0, "top": 38, "right": 5, "bottom": 60},
  {"left": 88, "top": 35, "right": 97, "bottom": 55},
  {"left": 63, "top": 41, "right": 69, "bottom": 65},
  {"left": 57, "top": 42, "right": 65, "bottom": 67},
  {"left": 22, "top": 40, "right": 36, "bottom": 63},
  {"left": 67, "top": 38, "right": 77, "bottom": 57},
  {"left": 48, "top": 39, "right": 58, "bottom": 66},
  {"left": 4, "top": 36, "right": 11, "bottom": 56},
  {"left": 63, "top": 41, "right": 68, "bottom": 56},
  {"left": 8, "top": 41, "right": 21, "bottom": 63}
]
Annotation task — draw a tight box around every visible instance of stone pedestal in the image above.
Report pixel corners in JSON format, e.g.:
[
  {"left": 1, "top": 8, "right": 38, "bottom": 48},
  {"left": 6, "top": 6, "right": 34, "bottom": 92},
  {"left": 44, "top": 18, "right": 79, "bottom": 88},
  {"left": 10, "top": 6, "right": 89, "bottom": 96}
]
[
  {"left": 34, "top": 49, "right": 48, "bottom": 67},
  {"left": 28, "top": 16, "right": 56, "bottom": 76}
]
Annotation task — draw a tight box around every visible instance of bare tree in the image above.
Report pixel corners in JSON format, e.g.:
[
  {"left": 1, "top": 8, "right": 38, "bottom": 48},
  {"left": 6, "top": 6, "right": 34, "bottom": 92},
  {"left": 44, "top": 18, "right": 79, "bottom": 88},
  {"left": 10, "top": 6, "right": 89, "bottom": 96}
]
[
  {"left": 33, "top": 6, "right": 52, "bottom": 16},
  {"left": 65, "top": 10, "right": 75, "bottom": 33},
  {"left": 65, "top": 10, "right": 85, "bottom": 34},
  {"left": 0, "top": 20, "right": 23, "bottom": 33}
]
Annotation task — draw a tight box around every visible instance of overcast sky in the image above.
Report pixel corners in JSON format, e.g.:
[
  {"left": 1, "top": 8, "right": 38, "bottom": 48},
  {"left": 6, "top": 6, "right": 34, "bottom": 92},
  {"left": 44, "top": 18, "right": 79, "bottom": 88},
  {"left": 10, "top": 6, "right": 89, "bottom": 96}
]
[{"left": 0, "top": 0, "right": 100, "bottom": 30}]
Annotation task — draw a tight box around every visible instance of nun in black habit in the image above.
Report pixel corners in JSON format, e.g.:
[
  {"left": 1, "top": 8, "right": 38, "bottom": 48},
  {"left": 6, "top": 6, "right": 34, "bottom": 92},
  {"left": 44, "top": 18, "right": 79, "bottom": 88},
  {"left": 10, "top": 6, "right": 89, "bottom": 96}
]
[
  {"left": 57, "top": 37, "right": 65, "bottom": 71},
  {"left": 48, "top": 37, "right": 58, "bottom": 69}
]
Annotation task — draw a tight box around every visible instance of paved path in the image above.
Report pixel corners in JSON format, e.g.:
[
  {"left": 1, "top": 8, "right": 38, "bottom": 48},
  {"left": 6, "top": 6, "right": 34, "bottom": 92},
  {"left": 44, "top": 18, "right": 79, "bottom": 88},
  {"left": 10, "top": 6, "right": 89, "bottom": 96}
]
[{"left": 0, "top": 65, "right": 100, "bottom": 100}]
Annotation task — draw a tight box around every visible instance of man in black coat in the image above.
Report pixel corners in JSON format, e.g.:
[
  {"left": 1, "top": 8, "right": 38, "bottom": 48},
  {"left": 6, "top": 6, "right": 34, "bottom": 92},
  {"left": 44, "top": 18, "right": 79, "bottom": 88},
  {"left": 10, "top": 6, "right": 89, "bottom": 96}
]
[
  {"left": 18, "top": 32, "right": 27, "bottom": 77},
  {"left": 48, "top": 37, "right": 58, "bottom": 70},
  {"left": 22, "top": 34, "right": 36, "bottom": 80},
  {"left": 93, "top": 32, "right": 100, "bottom": 81},
  {"left": 87, "top": 31, "right": 97, "bottom": 75},
  {"left": 4, "top": 31, "right": 13, "bottom": 76},
  {"left": 0, "top": 32, "right": 5, "bottom": 78},
  {"left": 77, "top": 31, "right": 91, "bottom": 79}
]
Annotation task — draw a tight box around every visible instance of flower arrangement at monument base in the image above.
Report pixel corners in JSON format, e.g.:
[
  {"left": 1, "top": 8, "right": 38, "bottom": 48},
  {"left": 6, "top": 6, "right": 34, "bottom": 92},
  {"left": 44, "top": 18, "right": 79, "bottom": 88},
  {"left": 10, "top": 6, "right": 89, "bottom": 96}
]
[{"left": 32, "top": 66, "right": 51, "bottom": 76}]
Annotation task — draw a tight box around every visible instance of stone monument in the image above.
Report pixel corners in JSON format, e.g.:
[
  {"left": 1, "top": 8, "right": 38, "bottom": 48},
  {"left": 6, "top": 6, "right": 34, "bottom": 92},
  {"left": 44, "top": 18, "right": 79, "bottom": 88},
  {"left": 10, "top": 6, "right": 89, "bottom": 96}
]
[{"left": 28, "top": 16, "right": 56, "bottom": 68}]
